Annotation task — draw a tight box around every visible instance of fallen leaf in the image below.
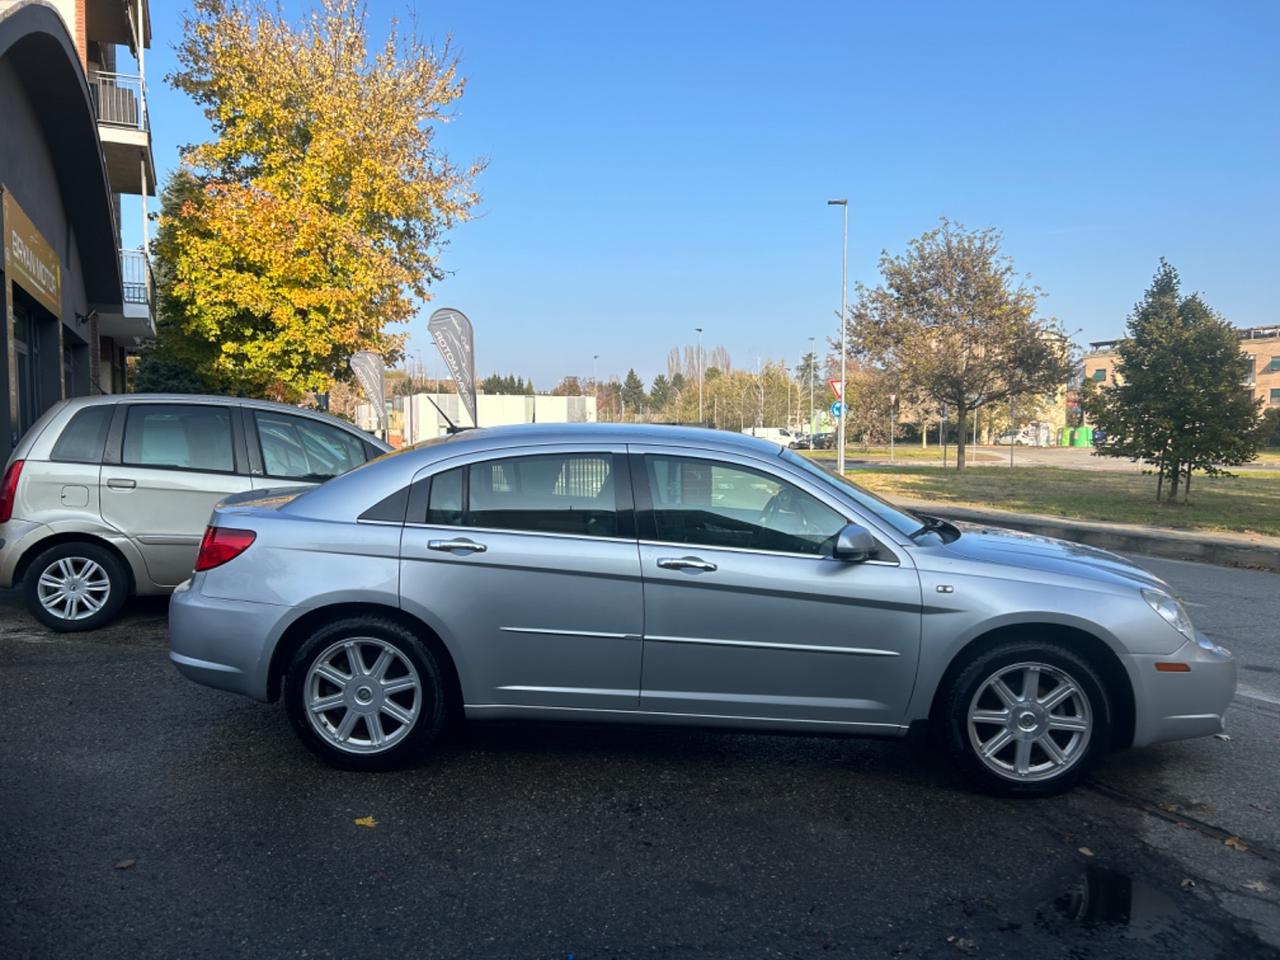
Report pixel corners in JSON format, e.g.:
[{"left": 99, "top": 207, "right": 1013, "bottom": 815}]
[
  {"left": 1244, "top": 881, "right": 1267, "bottom": 893},
  {"left": 1180, "top": 878, "right": 1196, "bottom": 890},
  {"left": 1078, "top": 847, "right": 1094, "bottom": 857},
  {"left": 354, "top": 816, "right": 378, "bottom": 828},
  {"left": 1224, "top": 836, "right": 1248, "bottom": 852},
  {"left": 946, "top": 936, "right": 977, "bottom": 954},
  {"left": 1213, "top": 733, "right": 1232, "bottom": 742},
  {"left": 113, "top": 859, "right": 136, "bottom": 870}
]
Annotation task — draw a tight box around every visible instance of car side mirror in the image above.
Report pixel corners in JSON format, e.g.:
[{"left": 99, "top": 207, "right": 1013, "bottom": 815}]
[{"left": 832, "top": 522, "right": 877, "bottom": 562}]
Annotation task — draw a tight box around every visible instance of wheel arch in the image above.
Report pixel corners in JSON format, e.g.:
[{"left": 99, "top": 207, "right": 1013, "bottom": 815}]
[
  {"left": 14, "top": 532, "right": 138, "bottom": 596},
  {"left": 266, "top": 602, "right": 464, "bottom": 722},
  {"left": 927, "top": 622, "right": 1136, "bottom": 749}
]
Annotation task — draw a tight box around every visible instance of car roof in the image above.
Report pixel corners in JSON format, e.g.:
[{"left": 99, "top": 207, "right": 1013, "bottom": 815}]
[{"left": 420, "top": 421, "right": 785, "bottom": 457}]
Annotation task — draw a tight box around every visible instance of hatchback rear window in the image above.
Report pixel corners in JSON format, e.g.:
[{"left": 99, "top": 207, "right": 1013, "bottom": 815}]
[
  {"left": 122, "top": 405, "right": 235, "bottom": 473},
  {"left": 50, "top": 406, "right": 113, "bottom": 463}
]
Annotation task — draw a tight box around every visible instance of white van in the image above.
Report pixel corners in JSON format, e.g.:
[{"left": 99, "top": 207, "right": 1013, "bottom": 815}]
[{"left": 739, "top": 426, "right": 795, "bottom": 447}]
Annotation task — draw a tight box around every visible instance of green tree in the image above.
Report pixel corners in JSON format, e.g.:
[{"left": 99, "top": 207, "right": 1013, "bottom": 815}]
[
  {"left": 551, "top": 375, "right": 584, "bottom": 396},
  {"left": 621, "top": 368, "right": 648, "bottom": 416},
  {"left": 848, "top": 219, "right": 1074, "bottom": 469},
  {"left": 481, "top": 373, "right": 531, "bottom": 395},
  {"left": 130, "top": 353, "right": 208, "bottom": 394},
  {"left": 1086, "top": 261, "right": 1264, "bottom": 499},
  {"left": 649, "top": 374, "right": 672, "bottom": 410},
  {"left": 159, "top": 0, "right": 482, "bottom": 397}
]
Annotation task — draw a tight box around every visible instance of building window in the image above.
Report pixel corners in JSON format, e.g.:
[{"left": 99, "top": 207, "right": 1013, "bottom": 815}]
[
  {"left": 1090, "top": 369, "right": 1107, "bottom": 382},
  {"left": 1271, "top": 389, "right": 1280, "bottom": 405},
  {"left": 1267, "top": 357, "right": 1280, "bottom": 373}
]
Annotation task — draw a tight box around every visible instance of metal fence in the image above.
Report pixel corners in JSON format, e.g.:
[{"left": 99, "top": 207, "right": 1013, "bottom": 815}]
[
  {"left": 90, "top": 72, "right": 147, "bottom": 130},
  {"left": 120, "top": 250, "right": 152, "bottom": 306}
]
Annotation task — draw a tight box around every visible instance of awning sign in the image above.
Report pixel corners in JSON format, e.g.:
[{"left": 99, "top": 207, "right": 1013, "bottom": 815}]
[{"left": 2, "top": 188, "right": 61, "bottom": 315}]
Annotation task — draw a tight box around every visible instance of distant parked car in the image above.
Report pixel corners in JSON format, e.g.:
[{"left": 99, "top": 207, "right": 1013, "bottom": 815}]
[
  {"left": 995, "top": 431, "right": 1034, "bottom": 446},
  {"left": 740, "top": 426, "right": 795, "bottom": 447},
  {"left": 169, "top": 423, "right": 1234, "bottom": 796},
  {"left": 0, "top": 394, "right": 390, "bottom": 631}
]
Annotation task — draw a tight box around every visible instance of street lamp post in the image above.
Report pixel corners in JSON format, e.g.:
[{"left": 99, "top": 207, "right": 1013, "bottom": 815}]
[
  {"left": 695, "top": 327, "right": 704, "bottom": 425},
  {"left": 807, "top": 335, "right": 815, "bottom": 450},
  {"left": 828, "top": 199, "right": 849, "bottom": 473}
]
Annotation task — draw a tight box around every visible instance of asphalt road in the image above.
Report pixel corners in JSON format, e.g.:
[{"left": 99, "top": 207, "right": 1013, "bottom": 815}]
[{"left": 2, "top": 555, "right": 1278, "bottom": 959}]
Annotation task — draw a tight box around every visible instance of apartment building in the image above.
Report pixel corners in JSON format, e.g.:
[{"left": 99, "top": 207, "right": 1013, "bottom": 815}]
[
  {"left": 1082, "top": 325, "right": 1280, "bottom": 409},
  {"left": 0, "top": 0, "right": 154, "bottom": 462}
]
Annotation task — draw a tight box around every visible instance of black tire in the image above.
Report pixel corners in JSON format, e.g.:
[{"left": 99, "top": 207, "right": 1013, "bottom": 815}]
[
  {"left": 22, "top": 541, "right": 129, "bottom": 632},
  {"left": 284, "top": 617, "right": 447, "bottom": 771},
  {"left": 939, "top": 640, "right": 1112, "bottom": 797}
]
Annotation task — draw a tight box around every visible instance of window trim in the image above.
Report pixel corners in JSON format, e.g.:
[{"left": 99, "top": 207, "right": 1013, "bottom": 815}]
[{"left": 109, "top": 402, "right": 247, "bottom": 476}]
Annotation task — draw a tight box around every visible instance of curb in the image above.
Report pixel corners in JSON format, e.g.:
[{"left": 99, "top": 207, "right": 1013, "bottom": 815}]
[{"left": 898, "top": 501, "right": 1280, "bottom": 573}]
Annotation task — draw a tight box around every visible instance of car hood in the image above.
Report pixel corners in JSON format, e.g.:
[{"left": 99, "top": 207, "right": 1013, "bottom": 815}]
[{"left": 939, "top": 522, "right": 1171, "bottom": 592}]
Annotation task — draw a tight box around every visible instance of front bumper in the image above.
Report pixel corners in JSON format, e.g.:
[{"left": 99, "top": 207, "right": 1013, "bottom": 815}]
[
  {"left": 1128, "top": 632, "right": 1237, "bottom": 748},
  {"left": 168, "top": 579, "right": 286, "bottom": 702}
]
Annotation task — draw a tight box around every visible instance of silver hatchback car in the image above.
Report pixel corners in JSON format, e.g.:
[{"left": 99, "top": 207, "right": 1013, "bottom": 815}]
[
  {"left": 169, "top": 424, "right": 1236, "bottom": 795},
  {"left": 1, "top": 394, "right": 389, "bottom": 631}
]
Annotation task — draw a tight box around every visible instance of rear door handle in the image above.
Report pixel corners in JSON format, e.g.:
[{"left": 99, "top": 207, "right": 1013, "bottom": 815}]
[
  {"left": 427, "top": 538, "right": 487, "bottom": 553},
  {"left": 657, "top": 556, "right": 717, "bottom": 572},
  {"left": 106, "top": 478, "right": 137, "bottom": 490}
]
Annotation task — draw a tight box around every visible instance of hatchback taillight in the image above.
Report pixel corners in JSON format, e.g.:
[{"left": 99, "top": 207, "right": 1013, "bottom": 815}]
[
  {"left": 195, "top": 526, "right": 257, "bottom": 571},
  {"left": 0, "top": 459, "right": 24, "bottom": 523}
]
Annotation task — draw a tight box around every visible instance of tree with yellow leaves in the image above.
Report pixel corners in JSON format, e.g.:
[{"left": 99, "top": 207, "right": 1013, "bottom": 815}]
[{"left": 154, "top": 0, "right": 482, "bottom": 397}]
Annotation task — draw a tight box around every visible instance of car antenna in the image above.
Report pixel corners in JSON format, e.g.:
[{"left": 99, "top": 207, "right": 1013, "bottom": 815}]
[{"left": 420, "top": 394, "right": 469, "bottom": 434}]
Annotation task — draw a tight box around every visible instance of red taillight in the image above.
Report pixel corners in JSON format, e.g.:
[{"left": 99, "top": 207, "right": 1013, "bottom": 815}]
[
  {"left": 195, "top": 526, "right": 257, "bottom": 571},
  {"left": 0, "top": 459, "right": 24, "bottom": 523}
]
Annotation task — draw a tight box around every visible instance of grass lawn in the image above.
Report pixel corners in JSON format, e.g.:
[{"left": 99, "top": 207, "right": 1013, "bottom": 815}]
[{"left": 851, "top": 466, "right": 1280, "bottom": 538}]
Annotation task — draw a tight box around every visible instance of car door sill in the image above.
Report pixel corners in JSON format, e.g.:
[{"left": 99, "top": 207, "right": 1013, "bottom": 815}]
[{"left": 464, "top": 702, "right": 909, "bottom": 736}]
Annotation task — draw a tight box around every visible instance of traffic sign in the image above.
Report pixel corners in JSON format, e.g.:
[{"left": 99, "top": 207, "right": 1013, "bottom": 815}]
[
  {"left": 830, "top": 400, "right": 845, "bottom": 419},
  {"left": 828, "top": 378, "right": 844, "bottom": 401}
]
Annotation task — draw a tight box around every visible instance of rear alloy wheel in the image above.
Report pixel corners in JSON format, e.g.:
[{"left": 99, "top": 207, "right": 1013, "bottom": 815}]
[
  {"left": 941, "top": 641, "right": 1112, "bottom": 797},
  {"left": 23, "top": 542, "right": 128, "bottom": 632},
  {"left": 285, "top": 618, "right": 446, "bottom": 771}
]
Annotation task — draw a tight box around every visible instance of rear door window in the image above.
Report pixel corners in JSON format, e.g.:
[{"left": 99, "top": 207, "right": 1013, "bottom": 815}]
[
  {"left": 466, "top": 453, "right": 616, "bottom": 537},
  {"left": 121, "top": 405, "right": 235, "bottom": 473}
]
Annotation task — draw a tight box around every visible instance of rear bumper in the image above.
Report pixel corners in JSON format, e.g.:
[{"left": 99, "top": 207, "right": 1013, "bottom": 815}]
[
  {"left": 1128, "top": 633, "right": 1237, "bottom": 748},
  {"left": 0, "top": 518, "right": 50, "bottom": 588},
  {"left": 168, "top": 579, "right": 285, "bottom": 702}
]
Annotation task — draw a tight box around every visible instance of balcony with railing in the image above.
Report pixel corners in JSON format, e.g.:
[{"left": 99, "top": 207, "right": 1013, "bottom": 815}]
[
  {"left": 90, "top": 72, "right": 154, "bottom": 196},
  {"left": 99, "top": 249, "right": 156, "bottom": 344}
]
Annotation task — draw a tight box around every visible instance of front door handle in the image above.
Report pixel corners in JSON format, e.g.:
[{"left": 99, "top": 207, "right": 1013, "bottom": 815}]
[
  {"left": 657, "top": 556, "right": 717, "bottom": 572},
  {"left": 106, "top": 478, "right": 137, "bottom": 490},
  {"left": 427, "top": 538, "right": 487, "bottom": 553}
]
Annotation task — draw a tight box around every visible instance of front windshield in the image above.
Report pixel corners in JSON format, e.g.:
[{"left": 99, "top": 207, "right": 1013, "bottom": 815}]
[{"left": 781, "top": 449, "right": 924, "bottom": 538}]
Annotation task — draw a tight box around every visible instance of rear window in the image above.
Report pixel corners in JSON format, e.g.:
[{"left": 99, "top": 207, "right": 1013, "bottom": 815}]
[{"left": 50, "top": 406, "right": 113, "bottom": 463}]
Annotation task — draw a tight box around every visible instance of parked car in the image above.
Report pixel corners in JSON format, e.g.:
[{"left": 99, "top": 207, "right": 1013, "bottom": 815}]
[
  {"left": 995, "top": 430, "right": 1035, "bottom": 446},
  {"left": 169, "top": 423, "right": 1234, "bottom": 796},
  {"left": 0, "top": 394, "right": 390, "bottom": 631}
]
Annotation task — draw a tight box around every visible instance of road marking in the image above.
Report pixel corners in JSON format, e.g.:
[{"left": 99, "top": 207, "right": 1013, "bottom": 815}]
[{"left": 1238, "top": 685, "right": 1280, "bottom": 708}]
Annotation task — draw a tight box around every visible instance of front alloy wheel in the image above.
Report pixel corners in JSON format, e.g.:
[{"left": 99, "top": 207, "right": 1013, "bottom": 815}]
[{"left": 941, "top": 641, "right": 1112, "bottom": 797}]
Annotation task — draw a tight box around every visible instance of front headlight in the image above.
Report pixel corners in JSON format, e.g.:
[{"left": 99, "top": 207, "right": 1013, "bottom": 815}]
[{"left": 1142, "top": 588, "right": 1196, "bottom": 643}]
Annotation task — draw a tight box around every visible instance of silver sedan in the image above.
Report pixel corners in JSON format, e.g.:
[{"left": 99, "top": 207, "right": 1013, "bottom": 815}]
[{"left": 168, "top": 424, "right": 1236, "bottom": 796}]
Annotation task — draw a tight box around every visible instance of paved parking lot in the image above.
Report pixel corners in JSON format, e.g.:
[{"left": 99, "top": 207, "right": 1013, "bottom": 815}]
[{"left": 2, "top": 556, "right": 1279, "bottom": 959}]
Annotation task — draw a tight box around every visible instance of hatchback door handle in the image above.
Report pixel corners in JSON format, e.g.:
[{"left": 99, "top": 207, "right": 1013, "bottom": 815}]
[
  {"left": 106, "top": 478, "right": 137, "bottom": 490},
  {"left": 657, "top": 556, "right": 717, "bottom": 572},
  {"left": 427, "top": 538, "right": 487, "bottom": 553}
]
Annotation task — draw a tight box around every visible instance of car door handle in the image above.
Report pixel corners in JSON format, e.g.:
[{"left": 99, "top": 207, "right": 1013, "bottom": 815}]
[
  {"left": 657, "top": 556, "right": 717, "bottom": 572},
  {"left": 427, "top": 538, "right": 487, "bottom": 553},
  {"left": 106, "top": 478, "right": 137, "bottom": 490}
]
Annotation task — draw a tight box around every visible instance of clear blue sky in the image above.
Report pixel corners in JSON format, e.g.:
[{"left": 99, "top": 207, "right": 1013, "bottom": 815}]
[{"left": 135, "top": 0, "right": 1279, "bottom": 387}]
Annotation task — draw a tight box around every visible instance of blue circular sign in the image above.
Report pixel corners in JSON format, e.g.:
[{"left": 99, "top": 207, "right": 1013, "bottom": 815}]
[{"left": 830, "top": 400, "right": 845, "bottom": 418}]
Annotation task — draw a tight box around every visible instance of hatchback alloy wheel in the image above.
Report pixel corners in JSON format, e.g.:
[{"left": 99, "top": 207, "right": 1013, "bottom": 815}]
[{"left": 36, "top": 556, "right": 112, "bottom": 622}]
